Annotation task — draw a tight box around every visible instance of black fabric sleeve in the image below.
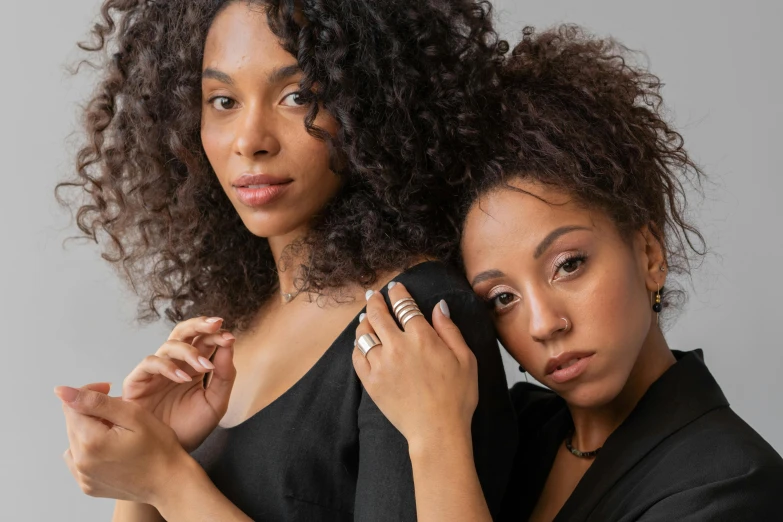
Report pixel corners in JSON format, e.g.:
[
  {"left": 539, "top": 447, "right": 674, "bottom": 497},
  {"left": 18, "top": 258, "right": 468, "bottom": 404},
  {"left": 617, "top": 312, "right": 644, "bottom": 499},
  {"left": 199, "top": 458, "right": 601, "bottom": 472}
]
[{"left": 352, "top": 285, "right": 517, "bottom": 521}]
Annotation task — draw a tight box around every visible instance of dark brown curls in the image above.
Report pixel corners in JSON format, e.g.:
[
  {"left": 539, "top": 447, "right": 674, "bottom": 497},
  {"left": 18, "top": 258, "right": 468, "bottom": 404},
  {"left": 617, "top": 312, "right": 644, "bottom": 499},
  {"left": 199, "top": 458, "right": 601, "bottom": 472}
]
[
  {"left": 56, "top": 0, "right": 508, "bottom": 330},
  {"left": 474, "top": 25, "right": 707, "bottom": 316}
]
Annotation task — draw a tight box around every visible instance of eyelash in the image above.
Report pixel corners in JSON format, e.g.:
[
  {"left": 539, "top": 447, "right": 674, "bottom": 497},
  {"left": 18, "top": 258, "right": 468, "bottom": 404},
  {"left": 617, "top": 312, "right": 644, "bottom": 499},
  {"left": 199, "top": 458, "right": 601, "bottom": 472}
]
[
  {"left": 485, "top": 286, "right": 518, "bottom": 314},
  {"left": 552, "top": 252, "right": 588, "bottom": 281}
]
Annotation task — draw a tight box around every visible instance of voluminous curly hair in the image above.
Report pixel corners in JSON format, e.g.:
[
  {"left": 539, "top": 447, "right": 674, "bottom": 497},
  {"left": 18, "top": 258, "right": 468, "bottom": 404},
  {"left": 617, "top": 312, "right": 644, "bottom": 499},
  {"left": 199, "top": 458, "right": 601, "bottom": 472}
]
[
  {"left": 472, "top": 25, "right": 706, "bottom": 315},
  {"left": 57, "top": 0, "right": 508, "bottom": 330}
]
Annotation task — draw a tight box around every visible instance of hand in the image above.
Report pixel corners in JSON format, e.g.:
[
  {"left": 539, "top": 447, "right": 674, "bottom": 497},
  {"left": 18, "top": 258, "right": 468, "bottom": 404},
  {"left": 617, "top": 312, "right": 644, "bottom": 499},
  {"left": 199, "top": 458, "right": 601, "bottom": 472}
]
[
  {"left": 122, "top": 317, "right": 237, "bottom": 452},
  {"left": 352, "top": 283, "right": 479, "bottom": 450},
  {"left": 57, "top": 384, "right": 197, "bottom": 506}
]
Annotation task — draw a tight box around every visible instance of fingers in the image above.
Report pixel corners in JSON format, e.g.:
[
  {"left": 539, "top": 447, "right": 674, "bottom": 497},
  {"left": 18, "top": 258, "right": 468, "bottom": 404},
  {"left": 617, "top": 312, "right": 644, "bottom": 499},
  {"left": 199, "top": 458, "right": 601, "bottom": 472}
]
[
  {"left": 82, "top": 382, "right": 112, "bottom": 395},
  {"left": 432, "top": 299, "right": 476, "bottom": 369},
  {"left": 364, "top": 289, "right": 403, "bottom": 341},
  {"left": 55, "top": 386, "right": 140, "bottom": 430},
  {"left": 203, "top": 343, "right": 236, "bottom": 414},
  {"left": 355, "top": 306, "right": 383, "bottom": 366},
  {"left": 167, "top": 316, "right": 225, "bottom": 344},
  {"left": 123, "top": 353, "right": 196, "bottom": 397},
  {"left": 387, "top": 282, "right": 428, "bottom": 333}
]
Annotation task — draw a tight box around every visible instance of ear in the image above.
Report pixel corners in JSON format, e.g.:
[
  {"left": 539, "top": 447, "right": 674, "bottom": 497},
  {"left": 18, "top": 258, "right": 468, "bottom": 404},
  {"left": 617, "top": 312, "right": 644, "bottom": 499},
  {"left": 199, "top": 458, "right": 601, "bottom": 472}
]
[{"left": 638, "top": 224, "right": 667, "bottom": 292}]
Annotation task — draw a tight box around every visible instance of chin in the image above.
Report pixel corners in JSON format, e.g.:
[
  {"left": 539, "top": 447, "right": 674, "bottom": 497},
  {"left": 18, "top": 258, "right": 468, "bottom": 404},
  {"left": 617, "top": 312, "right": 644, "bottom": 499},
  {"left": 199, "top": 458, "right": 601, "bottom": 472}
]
[
  {"left": 237, "top": 212, "right": 305, "bottom": 239},
  {"left": 555, "top": 379, "right": 624, "bottom": 409}
]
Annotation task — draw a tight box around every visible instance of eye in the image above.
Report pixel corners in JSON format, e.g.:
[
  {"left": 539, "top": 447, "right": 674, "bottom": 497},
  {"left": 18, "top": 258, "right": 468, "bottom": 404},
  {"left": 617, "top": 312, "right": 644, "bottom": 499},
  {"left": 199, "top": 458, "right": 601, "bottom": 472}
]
[
  {"left": 485, "top": 287, "right": 519, "bottom": 313},
  {"left": 280, "top": 91, "right": 308, "bottom": 107},
  {"left": 208, "top": 96, "right": 237, "bottom": 111},
  {"left": 553, "top": 254, "right": 587, "bottom": 280}
]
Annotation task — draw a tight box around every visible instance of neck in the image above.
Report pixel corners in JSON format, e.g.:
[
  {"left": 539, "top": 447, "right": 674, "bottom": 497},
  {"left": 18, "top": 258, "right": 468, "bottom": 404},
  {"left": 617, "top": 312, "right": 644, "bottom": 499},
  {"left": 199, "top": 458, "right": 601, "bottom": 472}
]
[
  {"left": 267, "top": 226, "right": 309, "bottom": 298},
  {"left": 567, "top": 325, "right": 676, "bottom": 452}
]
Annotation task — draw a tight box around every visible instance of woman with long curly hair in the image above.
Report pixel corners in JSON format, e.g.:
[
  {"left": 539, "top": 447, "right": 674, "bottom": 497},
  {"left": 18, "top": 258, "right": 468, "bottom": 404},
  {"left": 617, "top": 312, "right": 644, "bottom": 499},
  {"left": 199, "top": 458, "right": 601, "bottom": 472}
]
[
  {"left": 353, "top": 26, "right": 783, "bottom": 521},
  {"left": 52, "top": 1, "right": 518, "bottom": 520}
]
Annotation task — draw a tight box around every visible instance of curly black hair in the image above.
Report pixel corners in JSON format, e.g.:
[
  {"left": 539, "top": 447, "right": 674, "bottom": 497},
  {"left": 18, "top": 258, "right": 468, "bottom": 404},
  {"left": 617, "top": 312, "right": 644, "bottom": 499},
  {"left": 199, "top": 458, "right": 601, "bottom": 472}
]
[
  {"left": 57, "top": 0, "right": 508, "bottom": 330},
  {"left": 471, "top": 25, "right": 706, "bottom": 314}
]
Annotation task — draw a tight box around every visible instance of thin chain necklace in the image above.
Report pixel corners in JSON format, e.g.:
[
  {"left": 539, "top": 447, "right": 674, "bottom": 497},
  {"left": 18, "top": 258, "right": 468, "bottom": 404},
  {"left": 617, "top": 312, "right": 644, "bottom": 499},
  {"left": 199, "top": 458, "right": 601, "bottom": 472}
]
[{"left": 565, "top": 431, "right": 602, "bottom": 458}]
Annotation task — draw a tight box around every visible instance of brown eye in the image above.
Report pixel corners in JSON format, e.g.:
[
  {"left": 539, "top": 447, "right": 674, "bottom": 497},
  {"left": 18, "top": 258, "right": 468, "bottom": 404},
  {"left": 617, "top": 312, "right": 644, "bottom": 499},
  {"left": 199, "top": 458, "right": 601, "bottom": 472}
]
[
  {"left": 562, "top": 259, "right": 580, "bottom": 273},
  {"left": 210, "top": 96, "right": 236, "bottom": 110},
  {"left": 497, "top": 293, "right": 515, "bottom": 305}
]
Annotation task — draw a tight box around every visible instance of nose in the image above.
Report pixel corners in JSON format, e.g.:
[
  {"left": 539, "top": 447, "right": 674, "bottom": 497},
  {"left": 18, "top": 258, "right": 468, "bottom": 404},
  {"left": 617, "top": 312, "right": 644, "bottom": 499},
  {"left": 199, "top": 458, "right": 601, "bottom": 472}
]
[
  {"left": 234, "top": 102, "right": 281, "bottom": 158},
  {"left": 527, "top": 287, "right": 568, "bottom": 343}
]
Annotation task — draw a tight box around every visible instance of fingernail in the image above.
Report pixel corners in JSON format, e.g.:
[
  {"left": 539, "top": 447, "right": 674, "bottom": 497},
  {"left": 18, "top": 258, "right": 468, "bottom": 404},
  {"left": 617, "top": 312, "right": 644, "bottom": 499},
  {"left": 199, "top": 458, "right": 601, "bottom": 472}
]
[
  {"left": 353, "top": 339, "right": 357, "bottom": 347},
  {"left": 359, "top": 313, "right": 366, "bottom": 323},
  {"left": 54, "top": 386, "right": 79, "bottom": 403},
  {"left": 222, "top": 332, "right": 235, "bottom": 341},
  {"left": 198, "top": 357, "right": 215, "bottom": 370},
  {"left": 387, "top": 281, "right": 397, "bottom": 290},
  {"left": 365, "top": 290, "right": 374, "bottom": 301},
  {"left": 175, "top": 370, "right": 193, "bottom": 381},
  {"left": 206, "top": 317, "right": 223, "bottom": 324},
  {"left": 439, "top": 300, "right": 450, "bottom": 318}
]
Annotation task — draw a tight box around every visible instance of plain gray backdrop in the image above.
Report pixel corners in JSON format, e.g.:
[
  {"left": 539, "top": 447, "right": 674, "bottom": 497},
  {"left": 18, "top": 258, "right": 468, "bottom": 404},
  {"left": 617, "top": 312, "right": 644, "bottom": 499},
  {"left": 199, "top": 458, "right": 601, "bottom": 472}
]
[{"left": 2, "top": 0, "right": 781, "bottom": 519}]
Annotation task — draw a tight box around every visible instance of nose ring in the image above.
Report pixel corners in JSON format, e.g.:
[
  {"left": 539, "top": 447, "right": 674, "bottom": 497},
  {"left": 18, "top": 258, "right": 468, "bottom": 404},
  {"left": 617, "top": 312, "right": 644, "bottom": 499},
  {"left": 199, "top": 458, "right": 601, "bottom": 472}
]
[{"left": 560, "top": 317, "right": 571, "bottom": 332}]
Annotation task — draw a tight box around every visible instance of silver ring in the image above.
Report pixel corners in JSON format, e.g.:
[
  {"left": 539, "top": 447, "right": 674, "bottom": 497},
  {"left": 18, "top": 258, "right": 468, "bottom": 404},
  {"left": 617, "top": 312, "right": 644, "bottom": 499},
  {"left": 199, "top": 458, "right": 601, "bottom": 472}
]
[
  {"left": 400, "top": 310, "right": 424, "bottom": 329},
  {"left": 392, "top": 298, "right": 417, "bottom": 315},
  {"left": 561, "top": 317, "right": 571, "bottom": 332},
  {"left": 394, "top": 303, "right": 420, "bottom": 320},
  {"left": 357, "top": 333, "right": 381, "bottom": 356}
]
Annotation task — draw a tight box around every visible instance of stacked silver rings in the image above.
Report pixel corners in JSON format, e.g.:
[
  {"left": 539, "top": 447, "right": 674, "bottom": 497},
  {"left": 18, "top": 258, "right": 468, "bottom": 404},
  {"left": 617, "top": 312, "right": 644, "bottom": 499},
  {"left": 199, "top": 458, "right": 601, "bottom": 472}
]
[{"left": 392, "top": 297, "right": 424, "bottom": 329}]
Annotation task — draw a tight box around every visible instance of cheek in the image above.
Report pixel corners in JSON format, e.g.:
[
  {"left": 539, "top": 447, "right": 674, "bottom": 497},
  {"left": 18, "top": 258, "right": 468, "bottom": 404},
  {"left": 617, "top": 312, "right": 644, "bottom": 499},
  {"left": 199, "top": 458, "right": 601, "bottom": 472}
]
[{"left": 201, "top": 123, "right": 232, "bottom": 175}]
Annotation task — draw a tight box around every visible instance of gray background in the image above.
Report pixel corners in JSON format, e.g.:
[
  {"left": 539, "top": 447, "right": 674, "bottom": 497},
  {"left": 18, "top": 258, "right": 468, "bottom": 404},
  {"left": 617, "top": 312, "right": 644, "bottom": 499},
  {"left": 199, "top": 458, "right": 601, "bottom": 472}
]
[{"left": 1, "top": 0, "right": 781, "bottom": 519}]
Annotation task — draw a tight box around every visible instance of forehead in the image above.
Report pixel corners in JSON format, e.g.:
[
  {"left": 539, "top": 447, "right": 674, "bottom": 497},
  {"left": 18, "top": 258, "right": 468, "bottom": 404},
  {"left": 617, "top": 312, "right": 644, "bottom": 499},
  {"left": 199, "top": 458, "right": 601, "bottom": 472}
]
[
  {"left": 203, "top": 3, "right": 289, "bottom": 71},
  {"left": 461, "top": 181, "right": 596, "bottom": 272}
]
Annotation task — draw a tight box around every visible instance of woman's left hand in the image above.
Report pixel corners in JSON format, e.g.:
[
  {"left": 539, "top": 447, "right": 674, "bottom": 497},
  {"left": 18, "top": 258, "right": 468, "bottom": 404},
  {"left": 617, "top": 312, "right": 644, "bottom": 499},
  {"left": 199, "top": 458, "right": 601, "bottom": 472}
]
[
  {"left": 352, "top": 283, "right": 479, "bottom": 450},
  {"left": 56, "top": 383, "right": 193, "bottom": 505}
]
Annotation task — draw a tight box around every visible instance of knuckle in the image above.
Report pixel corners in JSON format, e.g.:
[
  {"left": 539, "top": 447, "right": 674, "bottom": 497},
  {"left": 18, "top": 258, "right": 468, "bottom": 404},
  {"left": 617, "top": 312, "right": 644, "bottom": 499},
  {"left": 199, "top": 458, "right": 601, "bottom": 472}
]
[{"left": 142, "top": 354, "right": 159, "bottom": 366}]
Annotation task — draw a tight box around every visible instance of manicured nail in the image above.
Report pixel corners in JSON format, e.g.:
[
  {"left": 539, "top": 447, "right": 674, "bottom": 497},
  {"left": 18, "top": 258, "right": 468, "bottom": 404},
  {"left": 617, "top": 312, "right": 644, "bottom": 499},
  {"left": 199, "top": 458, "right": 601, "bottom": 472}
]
[
  {"left": 222, "top": 332, "right": 235, "bottom": 341},
  {"left": 439, "top": 300, "right": 450, "bottom": 318},
  {"left": 198, "top": 357, "right": 215, "bottom": 370},
  {"left": 175, "top": 370, "right": 193, "bottom": 382},
  {"left": 54, "top": 386, "right": 79, "bottom": 403},
  {"left": 205, "top": 317, "right": 223, "bottom": 324},
  {"left": 365, "top": 290, "right": 374, "bottom": 301},
  {"left": 359, "top": 313, "right": 367, "bottom": 323},
  {"left": 387, "top": 281, "right": 397, "bottom": 290}
]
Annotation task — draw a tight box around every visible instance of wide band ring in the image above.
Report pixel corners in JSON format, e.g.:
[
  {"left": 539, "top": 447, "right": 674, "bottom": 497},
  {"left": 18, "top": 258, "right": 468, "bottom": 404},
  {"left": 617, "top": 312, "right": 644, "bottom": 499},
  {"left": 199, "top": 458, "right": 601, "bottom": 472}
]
[
  {"left": 394, "top": 303, "right": 420, "bottom": 320},
  {"left": 400, "top": 310, "right": 424, "bottom": 328},
  {"left": 357, "top": 333, "right": 382, "bottom": 356},
  {"left": 392, "top": 297, "right": 417, "bottom": 315}
]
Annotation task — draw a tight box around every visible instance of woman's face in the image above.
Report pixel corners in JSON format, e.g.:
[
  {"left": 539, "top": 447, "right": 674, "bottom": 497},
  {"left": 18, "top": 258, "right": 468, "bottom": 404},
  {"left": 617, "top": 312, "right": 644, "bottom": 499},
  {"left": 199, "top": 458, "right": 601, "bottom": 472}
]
[
  {"left": 462, "top": 179, "right": 660, "bottom": 408},
  {"left": 201, "top": 2, "right": 340, "bottom": 239}
]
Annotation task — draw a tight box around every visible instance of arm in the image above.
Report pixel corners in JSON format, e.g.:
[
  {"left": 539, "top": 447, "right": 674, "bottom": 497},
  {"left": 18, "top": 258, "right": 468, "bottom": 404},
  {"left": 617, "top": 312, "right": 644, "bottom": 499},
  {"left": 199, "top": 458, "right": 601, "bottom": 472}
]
[{"left": 112, "top": 502, "right": 164, "bottom": 522}]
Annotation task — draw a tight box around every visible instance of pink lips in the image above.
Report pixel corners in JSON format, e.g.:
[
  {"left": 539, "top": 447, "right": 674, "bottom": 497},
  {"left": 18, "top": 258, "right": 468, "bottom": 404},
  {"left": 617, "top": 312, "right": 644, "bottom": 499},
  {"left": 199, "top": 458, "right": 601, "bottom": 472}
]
[
  {"left": 545, "top": 352, "right": 596, "bottom": 384},
  {"left": 232, "top": 173, "right": 293, "bottom": 207}
]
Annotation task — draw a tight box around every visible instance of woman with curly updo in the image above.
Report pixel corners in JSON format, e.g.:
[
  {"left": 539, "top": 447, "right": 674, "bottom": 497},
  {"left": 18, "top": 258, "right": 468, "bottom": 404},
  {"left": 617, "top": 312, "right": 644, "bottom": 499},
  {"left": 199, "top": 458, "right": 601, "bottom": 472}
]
[
  {"left": 52, "top": 1, "right": 517, "bottom": 520},
  {"left": 354, "top": 26, "right": 783, "bottom": 521}
]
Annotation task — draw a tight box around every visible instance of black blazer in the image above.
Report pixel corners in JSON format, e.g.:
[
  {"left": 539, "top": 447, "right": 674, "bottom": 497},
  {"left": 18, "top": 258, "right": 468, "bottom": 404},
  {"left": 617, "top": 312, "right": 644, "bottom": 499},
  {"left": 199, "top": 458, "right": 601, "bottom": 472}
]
[{"left": 501, "top": 350, "right": 783, "bottom": 521}]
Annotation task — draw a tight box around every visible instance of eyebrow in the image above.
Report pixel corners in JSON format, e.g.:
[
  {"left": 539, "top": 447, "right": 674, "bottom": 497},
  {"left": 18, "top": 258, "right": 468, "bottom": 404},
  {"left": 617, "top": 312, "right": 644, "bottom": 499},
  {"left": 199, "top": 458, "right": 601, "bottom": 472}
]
[
  {"left": 471, "top": 269, "right": 506, "bottom": 287},
  {"left": 534, "top": 226, "right": 590, "bottom": 259},
  {"left": 201, "top": 64, "right": 301, "bottom": 86}
]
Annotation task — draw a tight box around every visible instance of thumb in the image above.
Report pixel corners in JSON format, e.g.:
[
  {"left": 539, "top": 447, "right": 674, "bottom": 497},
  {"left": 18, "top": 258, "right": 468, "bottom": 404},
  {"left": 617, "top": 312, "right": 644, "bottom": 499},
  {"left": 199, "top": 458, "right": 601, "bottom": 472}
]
[
  {"left": 55, "top": 386, "right": 139, "bottom": 430},
  {"left": 432, "top": 300, "right": 473, "bottom": 364},
  {"left": 204, "top": 343, "right": 236, "bottom": 413}
]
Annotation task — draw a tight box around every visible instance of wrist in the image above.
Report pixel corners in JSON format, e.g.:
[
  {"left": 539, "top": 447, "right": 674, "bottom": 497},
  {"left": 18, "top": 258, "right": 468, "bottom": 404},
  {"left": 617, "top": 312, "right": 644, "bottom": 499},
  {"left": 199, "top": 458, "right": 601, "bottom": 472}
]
[
  {"left": 408, "top": 426, "right": 474, "bottom": 463},
  {"left": 149, "top": 451, "right": 208, "bottom": 515}
]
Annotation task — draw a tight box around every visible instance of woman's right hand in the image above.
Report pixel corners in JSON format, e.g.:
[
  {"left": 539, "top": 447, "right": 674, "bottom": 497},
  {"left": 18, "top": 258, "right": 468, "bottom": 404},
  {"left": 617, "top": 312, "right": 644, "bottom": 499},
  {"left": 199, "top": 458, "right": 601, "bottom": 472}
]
[{"left": 122, "top": 317, "right": 237, "bottom": 452}]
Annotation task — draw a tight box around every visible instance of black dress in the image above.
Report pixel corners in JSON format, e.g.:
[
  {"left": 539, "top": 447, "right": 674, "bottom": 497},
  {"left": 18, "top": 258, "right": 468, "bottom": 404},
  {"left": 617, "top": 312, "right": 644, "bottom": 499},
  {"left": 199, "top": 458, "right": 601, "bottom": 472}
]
[
  {"left": 192, "top": 261, "right": 518, "bottom": 521},
  {"left": 500, "top": 350, "right": 783, "bottom": 521}
]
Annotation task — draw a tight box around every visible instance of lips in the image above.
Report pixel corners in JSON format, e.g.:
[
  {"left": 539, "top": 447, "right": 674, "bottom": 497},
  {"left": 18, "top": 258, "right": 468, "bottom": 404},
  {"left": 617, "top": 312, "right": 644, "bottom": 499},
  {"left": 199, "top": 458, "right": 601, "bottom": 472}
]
[
  {"left": 545, "top": 351, "right": 596, "bottom": 385},
  {"left": 232, "top": 173, "right": 293, "bottom": 207}
]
